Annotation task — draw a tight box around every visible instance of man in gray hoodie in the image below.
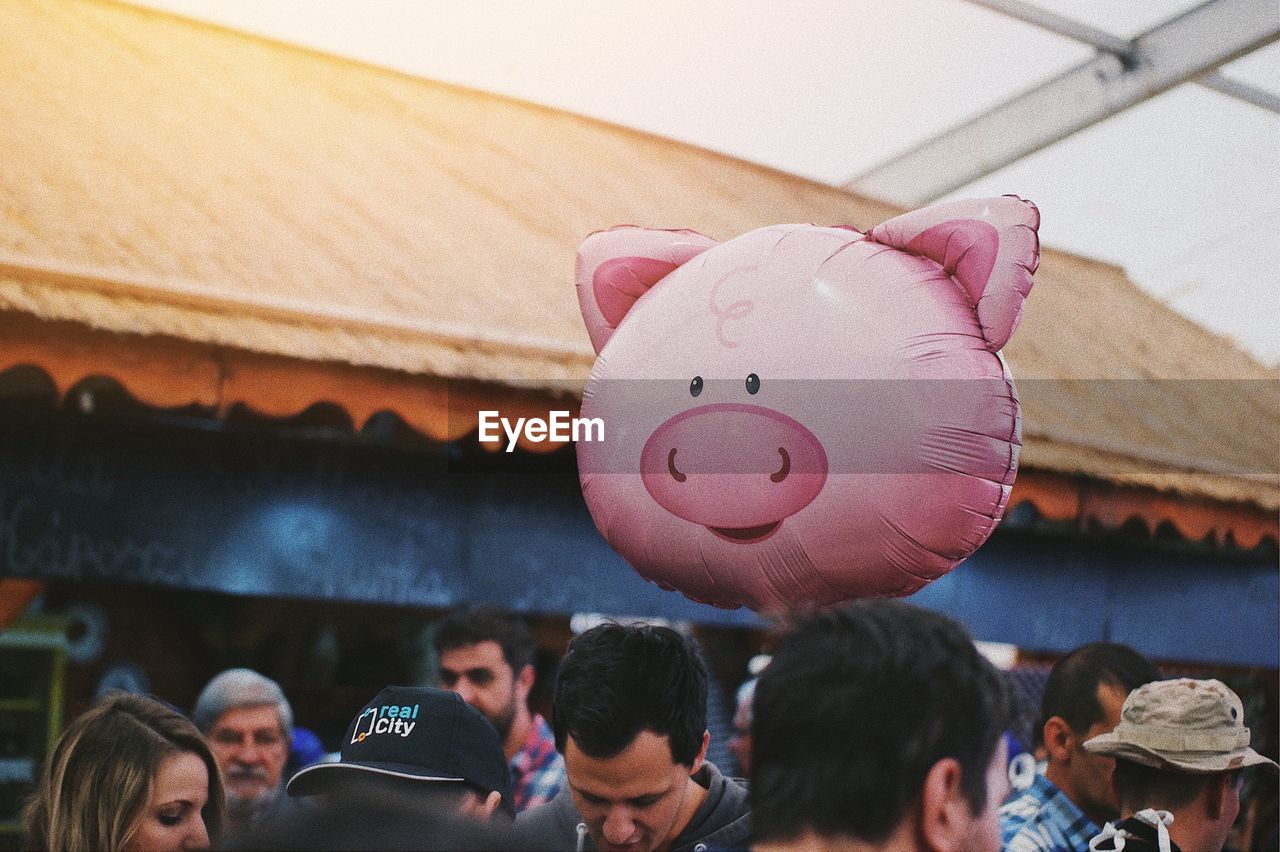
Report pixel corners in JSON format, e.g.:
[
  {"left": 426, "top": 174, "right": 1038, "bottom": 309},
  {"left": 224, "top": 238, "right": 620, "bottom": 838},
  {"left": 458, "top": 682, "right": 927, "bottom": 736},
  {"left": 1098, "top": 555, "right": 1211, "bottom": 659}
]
[{"left": 514, "top": 622, "right": 749, "bottom": 852}]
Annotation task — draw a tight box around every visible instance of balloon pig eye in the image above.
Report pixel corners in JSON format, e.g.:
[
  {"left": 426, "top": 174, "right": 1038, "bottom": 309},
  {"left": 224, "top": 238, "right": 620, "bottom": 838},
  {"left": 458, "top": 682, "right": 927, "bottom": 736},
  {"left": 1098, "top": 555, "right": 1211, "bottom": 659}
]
[
  {"left": 745, "top": 373, "right": 760, "bottom": 394},
  {"left": 690, "top": 376, "right": 703, "bottom": 397}
]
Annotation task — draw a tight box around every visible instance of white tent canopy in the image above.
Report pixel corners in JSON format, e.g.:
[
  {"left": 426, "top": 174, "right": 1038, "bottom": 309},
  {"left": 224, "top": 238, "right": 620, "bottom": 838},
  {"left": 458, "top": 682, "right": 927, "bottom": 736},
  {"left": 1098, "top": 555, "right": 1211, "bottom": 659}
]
[{"left": 136, "top": 0, "right": 1280, "bottom": 364}]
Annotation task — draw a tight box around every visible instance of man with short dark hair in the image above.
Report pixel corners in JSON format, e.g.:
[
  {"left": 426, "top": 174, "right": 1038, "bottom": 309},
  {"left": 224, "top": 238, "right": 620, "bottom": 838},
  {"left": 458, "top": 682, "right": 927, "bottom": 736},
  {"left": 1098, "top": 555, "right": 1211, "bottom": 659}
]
[
  {"left": 515, "top": 622, "right": 750, "bottom": 852},
  {"left": 434, "top": 608, "right": 565, "bottom": 812},
  {"left": 1000, "top": 643, "right": 1161, "bottom": 852},
  {"left": 750, "top": 600, "right": 1011, "bottom": 852},
  {"left": 1085, "top": 678, "right": 1277, "bottom": 852}
]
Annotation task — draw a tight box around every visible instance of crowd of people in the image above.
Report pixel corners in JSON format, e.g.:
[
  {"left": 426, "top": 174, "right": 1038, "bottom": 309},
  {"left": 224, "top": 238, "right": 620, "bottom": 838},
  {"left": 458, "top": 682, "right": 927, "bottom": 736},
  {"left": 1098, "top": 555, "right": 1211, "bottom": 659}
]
[{"left": 19, "top": 601, "right": 1277, "bottom": 851}]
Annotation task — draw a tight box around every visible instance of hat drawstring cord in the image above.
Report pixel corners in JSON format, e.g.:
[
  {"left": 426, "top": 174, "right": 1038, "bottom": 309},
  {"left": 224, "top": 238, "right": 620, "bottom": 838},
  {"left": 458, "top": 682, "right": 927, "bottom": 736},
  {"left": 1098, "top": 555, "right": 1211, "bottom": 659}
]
[
  {"left": 1089, "top": 820, "right": 1126, "bottom": 852},
  {"left": 1088, "top": 809, "right": 1174, "bottom": 852},
  {"left": 1134, "top": 809, "right": 1175, "bottom": 852}
]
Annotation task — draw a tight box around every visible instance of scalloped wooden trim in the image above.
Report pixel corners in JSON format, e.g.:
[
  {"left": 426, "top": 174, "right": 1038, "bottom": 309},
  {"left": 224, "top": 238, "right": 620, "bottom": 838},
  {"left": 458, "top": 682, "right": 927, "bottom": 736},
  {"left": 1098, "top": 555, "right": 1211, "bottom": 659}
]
[
  {"left": 1079, "top": 484, "right": 1276, "bottom": 550},
  {"left": 0, "top": 311, "right": 574, "bottom": 453},
  {"left": 1008, "top": 470, "right": 1081, "bottom": 521},
  {"left": 2, "top": 312, "right": 1276, "bottom": 531},
  {"left": 1011, "top": 467, "right": 1277, "bottom": 549},
  {"left": 0, "top": 311, "right": 222, "bottom": 409}
]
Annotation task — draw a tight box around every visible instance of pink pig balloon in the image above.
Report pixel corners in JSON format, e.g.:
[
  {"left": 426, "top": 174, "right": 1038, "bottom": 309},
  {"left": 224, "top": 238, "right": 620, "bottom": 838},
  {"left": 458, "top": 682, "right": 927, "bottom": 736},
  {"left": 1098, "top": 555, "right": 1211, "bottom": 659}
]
[{"left": 576, "top": 197, "right": 1040, "bottom": 611}]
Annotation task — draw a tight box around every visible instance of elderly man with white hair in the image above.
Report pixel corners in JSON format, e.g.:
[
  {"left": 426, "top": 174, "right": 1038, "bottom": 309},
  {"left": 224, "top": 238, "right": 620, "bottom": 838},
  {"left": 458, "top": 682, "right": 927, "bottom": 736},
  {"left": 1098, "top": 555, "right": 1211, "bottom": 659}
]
[{"left": 193, "top": 668, "right": 296, "bottom": 835}]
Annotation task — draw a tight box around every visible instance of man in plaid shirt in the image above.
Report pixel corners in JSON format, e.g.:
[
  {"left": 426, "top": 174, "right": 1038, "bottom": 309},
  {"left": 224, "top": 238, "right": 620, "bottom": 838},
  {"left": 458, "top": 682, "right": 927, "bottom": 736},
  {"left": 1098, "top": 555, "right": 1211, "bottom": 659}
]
[
  {"left": 1000, "top": 771, "right": 1104, "bottom": 852},
  {"left": 435, "top": 608, "right": 566, "bottom": 813},
  {"left": 1000, "top": 643, "right": 1160, "bottom": 852},
  {"left": 507, "top": 711, "right": 564, "bottom": 811}
]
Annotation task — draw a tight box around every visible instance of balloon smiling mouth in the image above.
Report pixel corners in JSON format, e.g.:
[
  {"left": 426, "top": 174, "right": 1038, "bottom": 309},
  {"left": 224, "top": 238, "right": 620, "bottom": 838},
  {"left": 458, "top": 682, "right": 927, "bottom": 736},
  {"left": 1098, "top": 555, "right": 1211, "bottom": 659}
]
[{"left": 707, "top": 520, "right": 782, "bottom": 544}]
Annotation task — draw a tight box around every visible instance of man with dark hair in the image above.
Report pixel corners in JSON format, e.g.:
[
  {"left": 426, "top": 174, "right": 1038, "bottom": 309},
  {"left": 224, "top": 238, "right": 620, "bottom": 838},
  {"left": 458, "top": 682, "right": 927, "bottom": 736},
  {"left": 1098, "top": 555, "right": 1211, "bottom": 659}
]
[
  {"left": 1000, "top": 643, "right": 1161, "bottom": 852},
  {"left": 434, "top": 608, "right": 565, "bottom": 812},
  {"left": 515, "top": 622, "right": 750, "bottom": 852},
  {"left": 1085, "top": 678, "right": 1277, "bottom": 852},
  {"left": 750, "top": 600, "right": 1010, "bottom": 852}
]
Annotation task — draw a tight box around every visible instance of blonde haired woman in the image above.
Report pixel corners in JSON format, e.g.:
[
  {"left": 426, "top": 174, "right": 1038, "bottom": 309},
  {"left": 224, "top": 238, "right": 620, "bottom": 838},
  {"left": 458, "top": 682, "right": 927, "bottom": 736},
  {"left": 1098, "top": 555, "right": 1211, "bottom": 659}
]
[{"left": 23, "top": 693, "right": 225, "bottom": 851}]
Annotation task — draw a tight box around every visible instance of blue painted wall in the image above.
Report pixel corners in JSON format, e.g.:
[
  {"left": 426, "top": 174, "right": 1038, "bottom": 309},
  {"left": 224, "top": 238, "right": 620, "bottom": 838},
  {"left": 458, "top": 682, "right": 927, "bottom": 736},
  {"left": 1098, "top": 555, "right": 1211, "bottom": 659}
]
[
  {"left": 1, "top": 407, "right": 1273, "bottom": 664},
  {"left": 910, "top": 532, "right": 1277, "bottom": 666}
]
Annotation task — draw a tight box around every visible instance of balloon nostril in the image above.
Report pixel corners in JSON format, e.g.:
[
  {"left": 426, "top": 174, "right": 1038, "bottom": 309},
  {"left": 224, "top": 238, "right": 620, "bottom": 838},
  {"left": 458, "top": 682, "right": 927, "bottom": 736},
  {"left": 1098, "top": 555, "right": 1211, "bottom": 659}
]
[
  {"left": 668, "top": 447, "right": 687, "bottom": 483},
  {"left": 771, "top": 447, "right": 790, "bottom": 483}
]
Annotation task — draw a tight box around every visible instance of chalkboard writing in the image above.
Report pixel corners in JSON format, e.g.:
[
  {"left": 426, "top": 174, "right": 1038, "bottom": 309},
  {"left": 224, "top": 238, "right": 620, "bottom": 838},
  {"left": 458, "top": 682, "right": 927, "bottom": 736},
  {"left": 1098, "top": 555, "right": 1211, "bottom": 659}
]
[
  {"left": 0, "top": 406, "right": 759, "bottom": 627},
  {"left": 0, "top": 491, "right": 194, "bottom": 583}
]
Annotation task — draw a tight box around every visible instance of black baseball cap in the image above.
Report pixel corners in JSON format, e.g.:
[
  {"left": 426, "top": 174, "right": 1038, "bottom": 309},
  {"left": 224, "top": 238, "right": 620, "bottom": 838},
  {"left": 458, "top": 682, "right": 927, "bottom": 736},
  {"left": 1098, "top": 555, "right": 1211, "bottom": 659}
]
[{"left": 286, "top": 686, "right": 511, "bottom": 808}]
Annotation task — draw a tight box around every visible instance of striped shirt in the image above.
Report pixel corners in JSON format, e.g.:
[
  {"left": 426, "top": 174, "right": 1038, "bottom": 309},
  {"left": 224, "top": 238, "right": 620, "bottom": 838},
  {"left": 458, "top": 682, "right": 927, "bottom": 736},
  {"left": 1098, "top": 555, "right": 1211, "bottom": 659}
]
[{"left": 1000, "top": 773, "right": 1100, "bottom": 852}]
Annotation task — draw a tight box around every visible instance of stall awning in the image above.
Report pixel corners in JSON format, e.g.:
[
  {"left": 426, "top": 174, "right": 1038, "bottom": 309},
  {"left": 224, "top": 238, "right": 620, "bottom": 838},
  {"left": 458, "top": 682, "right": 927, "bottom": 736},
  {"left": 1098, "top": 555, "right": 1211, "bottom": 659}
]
[{"left": 0, "top": 0, "right": 1275, "bottom": 545}]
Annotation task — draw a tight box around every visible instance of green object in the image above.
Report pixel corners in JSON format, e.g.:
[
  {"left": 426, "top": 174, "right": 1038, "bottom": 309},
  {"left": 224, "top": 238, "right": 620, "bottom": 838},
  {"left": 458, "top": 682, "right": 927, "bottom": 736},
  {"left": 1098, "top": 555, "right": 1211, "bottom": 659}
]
[{"left": 0, "top": 616, "right": 67, "bottom": 839}]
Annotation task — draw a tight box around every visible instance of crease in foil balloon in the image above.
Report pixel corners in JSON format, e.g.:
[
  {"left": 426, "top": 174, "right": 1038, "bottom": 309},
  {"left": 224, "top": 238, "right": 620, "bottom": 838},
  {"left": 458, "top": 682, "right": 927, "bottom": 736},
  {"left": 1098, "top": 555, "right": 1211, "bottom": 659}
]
[{"left": 574, "top": 196, "right": 1041, "bottom": 612}]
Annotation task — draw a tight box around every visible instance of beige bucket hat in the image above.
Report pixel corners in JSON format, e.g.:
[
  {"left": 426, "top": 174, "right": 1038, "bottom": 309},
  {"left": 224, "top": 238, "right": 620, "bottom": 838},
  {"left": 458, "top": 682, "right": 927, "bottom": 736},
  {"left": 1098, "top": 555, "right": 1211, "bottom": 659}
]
[{"left": 1084, "top": 678, "right": 1278, "bottom": 774}]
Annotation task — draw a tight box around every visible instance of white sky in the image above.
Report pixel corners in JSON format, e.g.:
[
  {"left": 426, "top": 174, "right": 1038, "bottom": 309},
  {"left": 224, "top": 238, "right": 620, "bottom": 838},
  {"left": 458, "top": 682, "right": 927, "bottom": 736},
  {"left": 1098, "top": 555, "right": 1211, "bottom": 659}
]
[{"left": 134, "top": 0, "right": 1280, "bottom": 365}]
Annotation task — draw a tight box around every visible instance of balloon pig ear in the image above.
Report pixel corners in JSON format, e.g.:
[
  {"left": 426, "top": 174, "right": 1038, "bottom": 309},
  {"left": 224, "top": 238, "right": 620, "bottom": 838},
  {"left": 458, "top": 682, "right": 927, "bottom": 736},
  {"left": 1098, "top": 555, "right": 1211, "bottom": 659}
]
[
  {"left": 576, "top": 226, "right": 719, "bottom": 353},
  {"left": 867, "top": 196, "right": 1040, "bottom": 351}
]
